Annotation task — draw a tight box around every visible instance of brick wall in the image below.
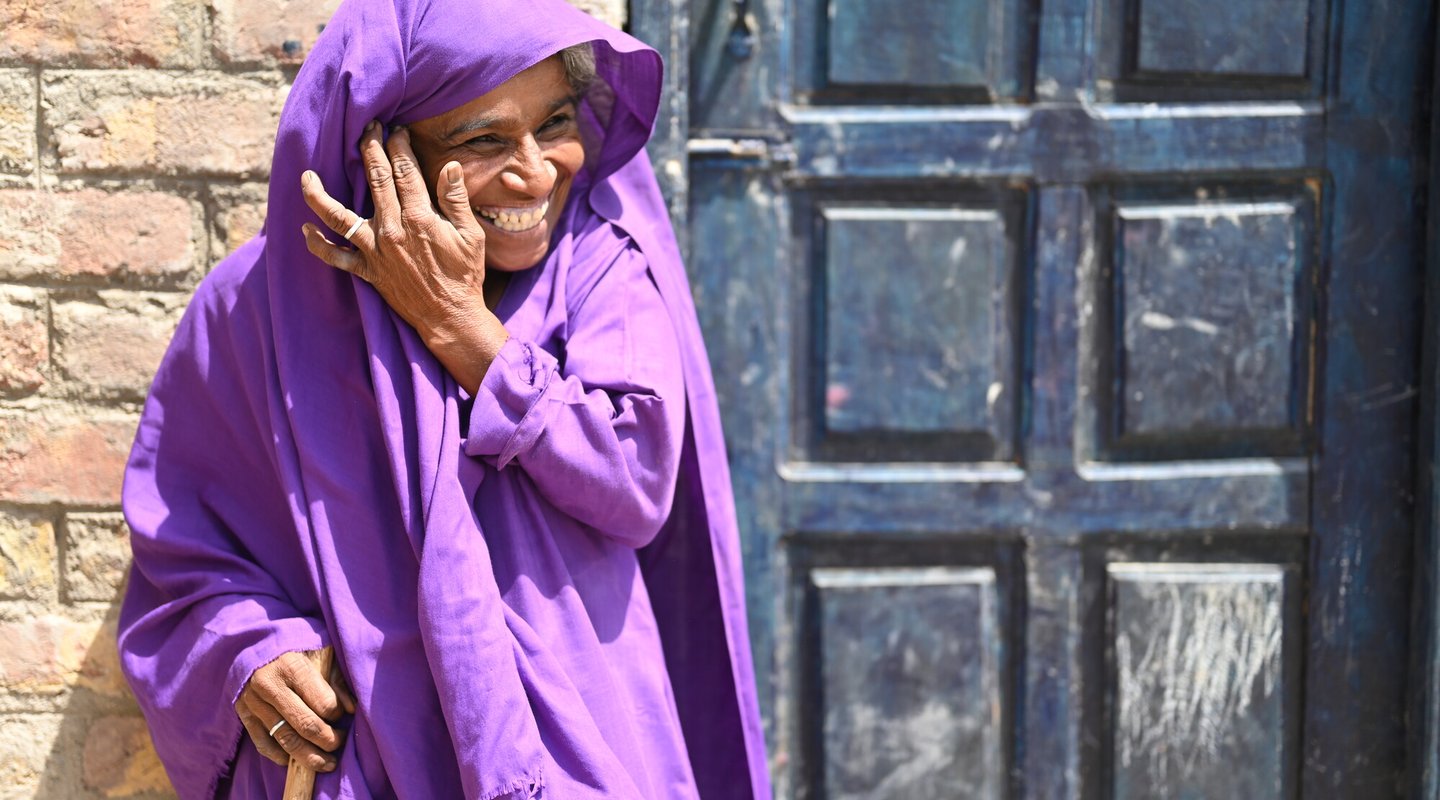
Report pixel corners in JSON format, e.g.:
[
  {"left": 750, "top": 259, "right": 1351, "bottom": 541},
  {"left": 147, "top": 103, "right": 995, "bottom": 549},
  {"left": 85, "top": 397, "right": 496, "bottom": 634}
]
[{"left": 0, "top": 0, "right": 626, "bottom": 796}]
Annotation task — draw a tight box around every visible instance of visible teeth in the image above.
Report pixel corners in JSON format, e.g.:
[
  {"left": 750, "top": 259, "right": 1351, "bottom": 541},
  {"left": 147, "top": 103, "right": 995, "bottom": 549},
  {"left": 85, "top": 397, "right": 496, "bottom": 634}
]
[{"left": 478, "top": 200, "right": 549, "bottom": 232}]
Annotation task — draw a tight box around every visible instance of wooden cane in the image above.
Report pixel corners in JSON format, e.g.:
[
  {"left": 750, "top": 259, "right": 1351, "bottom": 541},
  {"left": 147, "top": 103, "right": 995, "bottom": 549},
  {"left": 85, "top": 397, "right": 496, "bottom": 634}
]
[{"left": 281, "top": 646, "right": 336, "bottom": 800}]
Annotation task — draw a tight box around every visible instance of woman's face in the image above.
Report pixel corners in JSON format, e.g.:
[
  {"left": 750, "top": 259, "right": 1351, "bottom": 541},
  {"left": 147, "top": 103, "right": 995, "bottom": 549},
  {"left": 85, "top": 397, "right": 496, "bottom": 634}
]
[{"left": 410, "top": 56, "right": 585, "bottom": 272}]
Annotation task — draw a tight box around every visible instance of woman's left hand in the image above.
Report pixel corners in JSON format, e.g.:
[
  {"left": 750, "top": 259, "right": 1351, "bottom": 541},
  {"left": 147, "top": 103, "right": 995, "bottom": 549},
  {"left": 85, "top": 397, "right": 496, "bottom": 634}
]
[{"left": 299, "top": 121, "right": 508, "bottom": 393}]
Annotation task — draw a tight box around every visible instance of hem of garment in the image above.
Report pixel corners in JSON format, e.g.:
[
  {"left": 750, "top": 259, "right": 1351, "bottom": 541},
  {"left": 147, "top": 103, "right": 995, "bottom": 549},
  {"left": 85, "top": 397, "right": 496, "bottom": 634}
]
[
  {"left": 477, "top": 766, "right": 543, "bottom": 800},
  {"left": 199, "top": 726, "right": 244, "bottom": 800}
]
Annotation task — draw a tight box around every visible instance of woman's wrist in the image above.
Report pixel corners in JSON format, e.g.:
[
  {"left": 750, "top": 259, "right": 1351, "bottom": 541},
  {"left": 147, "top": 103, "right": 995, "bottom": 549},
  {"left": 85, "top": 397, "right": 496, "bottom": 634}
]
[{"left": 420, "top": 307, "right": 509, "bottom": 395}]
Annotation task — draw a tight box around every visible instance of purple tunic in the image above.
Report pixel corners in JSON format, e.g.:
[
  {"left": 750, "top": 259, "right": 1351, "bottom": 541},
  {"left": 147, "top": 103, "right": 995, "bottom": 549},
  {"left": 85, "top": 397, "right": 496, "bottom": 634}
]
[{"left": 116, "top": 2, "right": 771, "bottom": 798}]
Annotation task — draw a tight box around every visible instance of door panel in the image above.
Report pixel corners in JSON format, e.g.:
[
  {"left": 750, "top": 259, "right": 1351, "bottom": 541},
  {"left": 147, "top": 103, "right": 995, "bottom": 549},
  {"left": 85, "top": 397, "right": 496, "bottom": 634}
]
[
  {"left": 1084, "top": 181, "right": 1318, "bottom": 462},
  {"left": 789, "top": 538, "right": 1025, "bottom": 799},
  {"left": 795, "top": 184, "right": 1028, "bottom": 464},
  {"left": 1130, "top": 6, "right": 1307, "bottom": 77},
  {"left": 650, "top": 0, "right": 1433, "bottom": 795},
  {"left": 791, "top": 0, "right": 1033, "bottom": 103},
  {"left": 810, "top": 566, "right": 1003, "bottom": 798},
  {"left": 1092, "top": 0, "right": 1329, "bottom": 102},
  {"left": 1107, "top": 562, "right": 1301, "bottom": 798}
]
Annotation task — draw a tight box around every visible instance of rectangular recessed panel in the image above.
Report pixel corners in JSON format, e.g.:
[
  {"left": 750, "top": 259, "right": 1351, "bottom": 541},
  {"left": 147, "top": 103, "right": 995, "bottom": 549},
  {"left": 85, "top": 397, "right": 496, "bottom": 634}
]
[
  {"left": 813, "top": 567, "right": 1003, "bottom": 799},
  {"left": 1109, "top": 564, "right": 1291, "bottom": 799},
  {"left": 827, "top": 0, "right": 991, "bottom": 87},
  {"left": 823, "top": 207, "right": 1013, "bottom": 449},
  {"left": 1115, "top": 201, "right": 1303, "bottom": 440},
  {"left": 1134, "top": 0, "right": 1310, "bottom": 77}
]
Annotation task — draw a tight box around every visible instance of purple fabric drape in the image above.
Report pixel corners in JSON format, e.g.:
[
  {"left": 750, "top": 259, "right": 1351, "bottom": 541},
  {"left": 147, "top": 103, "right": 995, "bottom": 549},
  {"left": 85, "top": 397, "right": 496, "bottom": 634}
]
[{"left": 117, "top": 1, "right": 770, "bottom": 797}]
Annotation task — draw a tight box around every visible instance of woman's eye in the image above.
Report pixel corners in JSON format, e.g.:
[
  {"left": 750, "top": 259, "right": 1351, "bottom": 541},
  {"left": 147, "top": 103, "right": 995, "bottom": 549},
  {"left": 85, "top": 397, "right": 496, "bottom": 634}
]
[
  {"left": 464, "top": 134, "right": 502, "bottom": 148},
  {"left": 539, "top": 114, "right": 572, "bottom": 133}
]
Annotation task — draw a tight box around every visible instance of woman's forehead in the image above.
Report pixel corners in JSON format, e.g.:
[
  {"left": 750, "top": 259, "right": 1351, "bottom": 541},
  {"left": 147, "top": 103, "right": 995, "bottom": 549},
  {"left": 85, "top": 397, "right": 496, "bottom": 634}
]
[{"left": 420, "top": 58, "right": 572, "bottom": 135}]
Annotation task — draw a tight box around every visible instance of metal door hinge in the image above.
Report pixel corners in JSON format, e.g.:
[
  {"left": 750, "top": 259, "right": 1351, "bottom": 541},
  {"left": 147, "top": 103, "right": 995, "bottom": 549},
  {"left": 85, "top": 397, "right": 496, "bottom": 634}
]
[
  {"left": 726, "top": 0, "right": 756, "bottom": 59},
  {"left": 686, "top": 137, "right": 796, "bottom": 167}
]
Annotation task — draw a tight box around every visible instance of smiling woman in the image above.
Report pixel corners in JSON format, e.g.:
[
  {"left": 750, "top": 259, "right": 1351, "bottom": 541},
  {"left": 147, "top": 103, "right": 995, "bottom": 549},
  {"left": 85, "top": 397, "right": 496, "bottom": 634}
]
[
  {"left": 294, "top": 51, "right": 595, "bottom": 394},
  {"left": 412, "top": 54, "right": 586, "bottom": 266},
  {"left": 114, "top": 1, "right": 770, "bottom": 798}
]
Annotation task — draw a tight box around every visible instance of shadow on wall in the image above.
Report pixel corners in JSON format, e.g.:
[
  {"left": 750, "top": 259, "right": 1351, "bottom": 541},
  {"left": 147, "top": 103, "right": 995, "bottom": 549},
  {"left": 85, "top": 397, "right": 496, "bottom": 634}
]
[{"left": 32, "top": 586, "right": 177, "bottom": 799}]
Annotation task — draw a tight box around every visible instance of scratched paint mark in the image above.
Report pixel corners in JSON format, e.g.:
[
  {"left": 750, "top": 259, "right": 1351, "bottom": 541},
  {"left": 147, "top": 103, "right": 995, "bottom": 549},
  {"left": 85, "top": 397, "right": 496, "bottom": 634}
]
[
  {"left": 948, "top": 236, "right": 969, "bottom": 268},
  {"left": 1110, "top": 564, "right": 1287, "bottom": 798},
  {"left": 1139, "top": 310, "right": 1220, "bottom": 336}
]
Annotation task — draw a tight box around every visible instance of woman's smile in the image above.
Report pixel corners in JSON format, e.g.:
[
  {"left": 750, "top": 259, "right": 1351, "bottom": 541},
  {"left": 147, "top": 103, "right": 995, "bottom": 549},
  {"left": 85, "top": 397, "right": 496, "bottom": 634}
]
[{"left": 475, "top": 196, "right": 551, "bottom": 233}]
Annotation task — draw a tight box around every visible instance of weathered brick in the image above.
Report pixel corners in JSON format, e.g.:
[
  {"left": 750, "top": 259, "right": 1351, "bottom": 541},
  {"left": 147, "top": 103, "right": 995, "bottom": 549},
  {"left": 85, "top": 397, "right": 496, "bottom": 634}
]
[
  {"left": 63, "top": 512, "right": 130, "bottom": 603},
  {"left": 0, "top": 70, "right": 35, "bottom": 177},
  {"left": 0, "top": 614, "right": 87, "bottom": 694},
  {"left": 0, "top": 613, "right": 128, "bottom": 698},
  {"left": 211, "top": 0, "right": 342, "bottom": 66},
  {"left": 207, "top": 0, "right": 619, "bottom": 66},
  {"left": 83, "top": 715, "right": 174, "bottom": 797},
  {"left": 0, "top": 407, "right": 136, "bottom": 506},
  {"left": 210, "top": 183, "right": 268, "bottom": 260},
  {"left": 567, "top": 0, "right": 625, "bottom": 29},
  {"left": 0, "top": 714, "right": 62, "bottom": 800},
  {"left": 70, "top": 617, "right": 130, "bottom": 699},
  {"left": 0, "top": 509, "right": 56, "bottom": 601},
  {"left": 0, "top": 0, "right": 202, "bottom": 68},
  {"left": 0, "top": 621, "right": 63, "bottom": 695},
  {"left": 0, "top": 286, "right": 48, "bottom": 396},
  {"left": 0, "top": 189, "right": 198, "bottom": 282},
  {"left": 45, "top": 71, "right": 284, "bottom": 177},
  {"left": 53, "top": 292, "right": 187, "bottom": 399}
]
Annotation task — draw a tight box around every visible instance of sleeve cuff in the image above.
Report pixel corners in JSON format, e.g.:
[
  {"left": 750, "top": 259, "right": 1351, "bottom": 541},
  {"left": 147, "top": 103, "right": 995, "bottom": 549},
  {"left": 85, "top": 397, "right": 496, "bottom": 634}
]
[
  {"left": 463, "top": 337, "right": 558, "bottom": 468},
  {"left": 222, "top": 614, "right": 329, "bottom": 710}
]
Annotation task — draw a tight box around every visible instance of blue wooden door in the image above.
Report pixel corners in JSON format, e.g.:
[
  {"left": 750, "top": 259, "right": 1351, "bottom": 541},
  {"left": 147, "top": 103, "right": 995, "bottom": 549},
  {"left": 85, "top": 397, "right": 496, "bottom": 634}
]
[{"left": 633, "top": 0, "right": 1432, "bottom": 796}]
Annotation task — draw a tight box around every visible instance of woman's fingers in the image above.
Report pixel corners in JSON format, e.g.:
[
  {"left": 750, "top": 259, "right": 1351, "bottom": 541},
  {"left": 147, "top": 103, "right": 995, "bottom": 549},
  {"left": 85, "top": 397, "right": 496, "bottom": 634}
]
[
  {"left": 235, "top": 696, "right": 336, "bottom": 773},
  {"left": 241, "top": 652, "right": 346, "bottom": 771},
  {"left": 303, "top": 224, "right": 372, "bottom": 283},
  {"left": 252, "top": 701, "right": 339, "bottom": 773},
  {"left": 234, "top": 696, "right": 290, "bottom": 766},
  {"left": 248, "top": 652, "right": 346, "bottom": 744},
  {"left": 326, "top": 660, "right": 358, "bottom": 715},
  {"left": 360, "top": 121, "right": 400, "bottom": 236},
  {"left": 385, "top": 127, "right": 433, "bottom": 223},
  {"left": 332, "top": 679, "right": 357, "bottom": 716},
  {"left": 300, "top": 169, "right": 373, "bottom": 250},
  {"left": 290, "top": 653, "right": 345, "bottom": 725},
  {"left": 438, "top": 161, "right": 485, "bottom": 248}
]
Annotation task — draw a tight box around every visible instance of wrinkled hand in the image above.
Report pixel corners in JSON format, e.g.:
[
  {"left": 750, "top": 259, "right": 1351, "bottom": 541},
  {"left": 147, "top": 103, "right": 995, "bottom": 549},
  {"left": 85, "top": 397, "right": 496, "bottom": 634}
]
[
  {"left": 234, "top": 649, "right": 355, "bottom": 772},
  {"left": 300, "top": 121, "right": 508, "bottom": 393}
]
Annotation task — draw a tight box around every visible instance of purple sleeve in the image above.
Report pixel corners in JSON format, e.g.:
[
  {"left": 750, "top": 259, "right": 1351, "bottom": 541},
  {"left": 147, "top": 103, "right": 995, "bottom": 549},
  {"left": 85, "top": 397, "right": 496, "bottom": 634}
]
[
  {"left": 463, "top": 245, "right": 686, "bottom": 548},
  {"left": 118, "top": 268, "right": 337, "bottom": 798}
]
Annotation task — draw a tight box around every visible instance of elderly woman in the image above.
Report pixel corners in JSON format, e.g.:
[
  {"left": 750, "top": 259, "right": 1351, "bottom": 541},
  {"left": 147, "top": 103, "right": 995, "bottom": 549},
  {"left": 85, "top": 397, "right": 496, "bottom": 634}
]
[{"left": 116, "top": 0, "right": 770, "bottom": 797}]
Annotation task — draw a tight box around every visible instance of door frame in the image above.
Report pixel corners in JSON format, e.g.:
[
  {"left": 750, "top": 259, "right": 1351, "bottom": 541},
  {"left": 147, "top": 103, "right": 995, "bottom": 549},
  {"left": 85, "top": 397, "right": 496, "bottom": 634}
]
[
  {"left": 632, "top": 0, "right": 1440, "bottom": 795},
  {"left": 1411, "top": 1, "right": 1440, "bottom": 795}
]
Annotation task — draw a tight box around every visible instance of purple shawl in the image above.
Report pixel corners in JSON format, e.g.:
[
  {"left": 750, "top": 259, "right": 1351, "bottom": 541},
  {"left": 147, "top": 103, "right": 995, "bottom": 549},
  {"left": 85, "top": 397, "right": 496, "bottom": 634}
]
[{"left": 117, "top": 1, "right": 770, "bottom": 797}]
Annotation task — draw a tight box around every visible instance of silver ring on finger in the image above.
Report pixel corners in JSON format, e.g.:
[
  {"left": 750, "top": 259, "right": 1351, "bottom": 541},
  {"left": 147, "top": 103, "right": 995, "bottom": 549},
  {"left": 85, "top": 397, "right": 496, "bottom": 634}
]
[
  {"left": 342, "top": 216, "right": 366, "bottom": 241},
  {"left": 268, "top": 719, "right": 289, "bottom": 738}
]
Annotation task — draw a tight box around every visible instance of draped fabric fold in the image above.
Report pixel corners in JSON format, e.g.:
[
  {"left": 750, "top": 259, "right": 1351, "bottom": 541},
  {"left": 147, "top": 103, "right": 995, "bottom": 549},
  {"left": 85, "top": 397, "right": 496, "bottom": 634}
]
[{"left": 118, "top": 1, "right": 770, "bottom": 797}]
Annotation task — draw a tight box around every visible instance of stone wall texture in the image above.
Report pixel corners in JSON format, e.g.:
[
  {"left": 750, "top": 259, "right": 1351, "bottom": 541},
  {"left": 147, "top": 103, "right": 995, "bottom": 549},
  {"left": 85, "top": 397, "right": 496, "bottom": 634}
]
[{"left": 0, "top": 0, "right": 626, "bottom": 795}]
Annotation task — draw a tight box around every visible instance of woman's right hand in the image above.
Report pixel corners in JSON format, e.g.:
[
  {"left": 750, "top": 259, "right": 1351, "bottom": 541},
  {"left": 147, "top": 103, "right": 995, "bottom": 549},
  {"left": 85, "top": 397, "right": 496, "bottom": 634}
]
[
  {"left": 234, "top": 649, "right": 356, "bottom": 772},
  {"left": 300, "top": 123, "right": 507, "bottom": 395}
]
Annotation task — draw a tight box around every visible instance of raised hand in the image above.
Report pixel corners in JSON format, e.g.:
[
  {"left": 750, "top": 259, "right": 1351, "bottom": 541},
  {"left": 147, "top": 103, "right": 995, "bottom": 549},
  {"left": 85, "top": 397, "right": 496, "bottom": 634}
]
[{"left": 300, "top": 121, "right": 508, "bottom": 393}]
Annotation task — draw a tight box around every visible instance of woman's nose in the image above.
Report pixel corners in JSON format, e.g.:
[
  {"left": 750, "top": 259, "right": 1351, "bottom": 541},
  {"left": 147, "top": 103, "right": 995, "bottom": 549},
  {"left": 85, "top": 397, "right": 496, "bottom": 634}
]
[{"left": 499, "top": 136, "right": 556, "bottom": 197}]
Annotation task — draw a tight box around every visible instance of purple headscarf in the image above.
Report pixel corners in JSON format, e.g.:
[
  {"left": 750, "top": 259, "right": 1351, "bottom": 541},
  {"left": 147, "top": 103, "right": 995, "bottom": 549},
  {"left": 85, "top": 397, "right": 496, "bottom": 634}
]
[{"left": 118, "top": 0, "right": 770, "bottom": 797}]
